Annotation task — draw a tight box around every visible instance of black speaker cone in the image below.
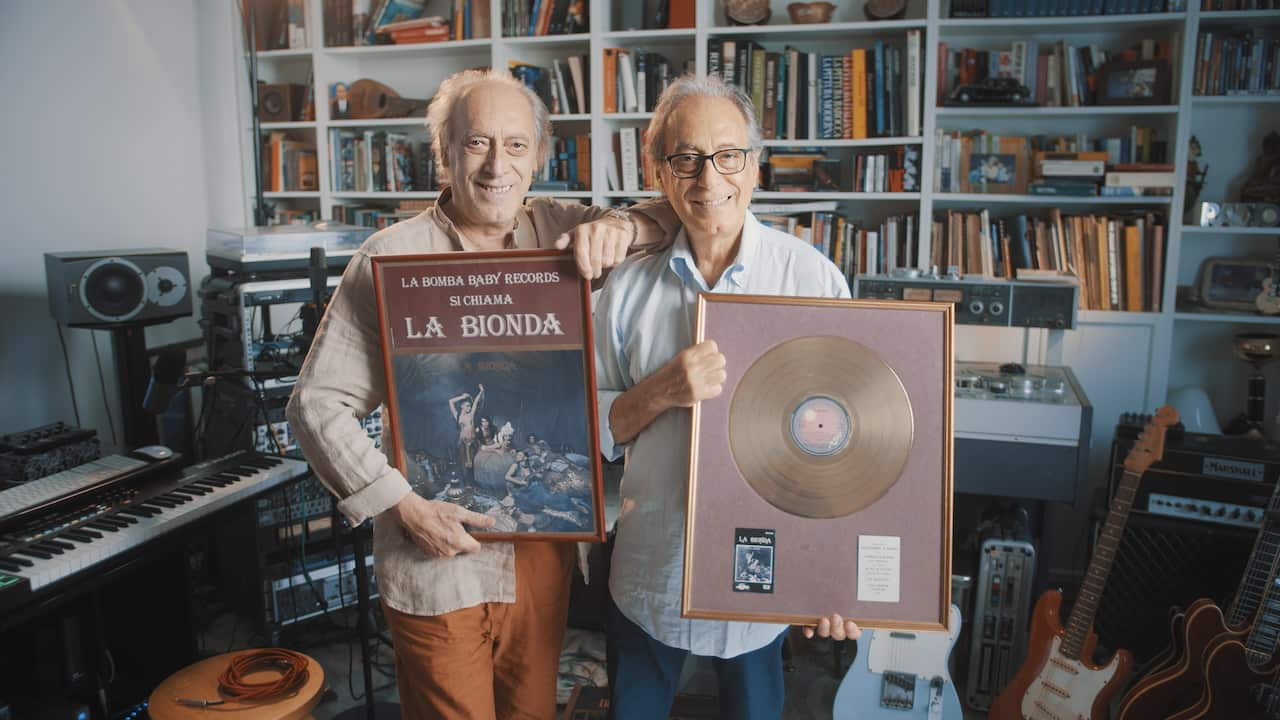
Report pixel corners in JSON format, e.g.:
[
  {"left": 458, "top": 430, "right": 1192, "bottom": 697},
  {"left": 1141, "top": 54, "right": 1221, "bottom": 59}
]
[{"left": 83, "top": 259, "right": 145, "bottom": 321}]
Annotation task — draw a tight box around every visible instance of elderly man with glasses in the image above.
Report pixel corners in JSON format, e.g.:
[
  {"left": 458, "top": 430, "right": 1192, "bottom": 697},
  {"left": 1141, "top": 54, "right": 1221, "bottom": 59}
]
[
  {"left": 287, "top": 68, "right": 675, "bottom": 720},
  {"left": 592, "top": 74, "right": 862, "bottom": 719}
]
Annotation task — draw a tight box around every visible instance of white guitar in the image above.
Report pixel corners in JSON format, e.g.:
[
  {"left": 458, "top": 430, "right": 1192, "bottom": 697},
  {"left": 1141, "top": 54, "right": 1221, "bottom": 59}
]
[{"left": 832, "top": 604, "right": 964, "bottom": 720}]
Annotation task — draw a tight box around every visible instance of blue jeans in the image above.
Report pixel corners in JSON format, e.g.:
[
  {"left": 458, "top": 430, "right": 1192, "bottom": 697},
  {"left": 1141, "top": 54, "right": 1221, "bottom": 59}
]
[{"left": 605, "top": 595, "right": 787, "bottom": 720}]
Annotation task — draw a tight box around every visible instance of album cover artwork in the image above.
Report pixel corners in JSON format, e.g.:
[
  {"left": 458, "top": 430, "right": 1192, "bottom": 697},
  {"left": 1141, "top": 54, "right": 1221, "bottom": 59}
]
[{"left": 371, "top": 250, "right": 605, "bottom": 541}]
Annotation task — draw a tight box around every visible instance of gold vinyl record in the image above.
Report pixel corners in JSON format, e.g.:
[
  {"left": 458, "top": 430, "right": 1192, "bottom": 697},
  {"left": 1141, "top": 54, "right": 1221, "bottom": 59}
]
[{"left": 727, "top": 335, "right": 914, "bottom": 519}]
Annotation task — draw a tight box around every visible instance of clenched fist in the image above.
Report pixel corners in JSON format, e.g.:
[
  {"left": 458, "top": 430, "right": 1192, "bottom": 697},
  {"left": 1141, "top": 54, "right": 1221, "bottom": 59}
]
[{"left": 662, "top": 340, "right": 727, "bottom": 407}]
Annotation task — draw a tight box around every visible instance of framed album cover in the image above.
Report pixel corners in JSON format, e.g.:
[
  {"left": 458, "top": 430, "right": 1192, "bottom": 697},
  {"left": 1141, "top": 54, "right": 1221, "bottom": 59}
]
[
  {"left": 684, "top": 294, "right": 954, "bottom": 631},
  {"left": 371, "top": 249, "right": 606, "bottom": 542}
]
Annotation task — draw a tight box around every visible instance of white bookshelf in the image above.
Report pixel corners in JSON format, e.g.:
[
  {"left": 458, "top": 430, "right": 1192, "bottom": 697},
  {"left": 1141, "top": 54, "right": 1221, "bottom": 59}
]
[{"left": 240, "top": 0, "right": 1280, "bottom": 444}]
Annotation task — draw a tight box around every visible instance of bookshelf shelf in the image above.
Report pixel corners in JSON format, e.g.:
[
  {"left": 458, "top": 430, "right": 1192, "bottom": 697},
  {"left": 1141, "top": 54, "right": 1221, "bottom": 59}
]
[
  {"left": 604, "top": 112, "right": 654, "bottom": 121},
  {"left": 257, "top": 48, "right": 313, "bottom": 59},
  {"left": 327, "top": 118, "right": 426, "bottom": 127},
  {"left": 603, "top": 29, "right": 697, "bottom": 41},
  {"left": 938, "top": 12, "right": 1185, "bottom": 35},
  {"left": 1180, "top": 226, "right": 1280, "bottom": 236},
  {"left": 1191, "top": 94, "right": 1280, "bottom": 105},
  {"left": 323, "top": 38, "right": 491, "bottom": 57},
  {"left": 762, "top": 137, "right": 924, "bottom": 148},
  {"left": 935, "top": 105, "right": 1179, "bottom": 117},
  {"left": 933, "top": 193, "right": 1173, "bottom": 206},
  {"left": 331, "top": 191, "right": 441, "bottom": 200},
  {"left": 263, "top": 191, "right": 320, "bottom": 199},
  {"left": 706, "top": 19, "right": 928, "bottom": 40},
  {"left": 1198, "top": 9, "right": 1280, "bottom": 24},
  {"left": 1079, "top": 310, "right": 1163, "bottom": 326},
  {"left": 260, "top": 121, "right": 318, "bottom": 130},
  {"left": 501, "top": 33, "right": 590, "bottom": 45},
  {"left": 1175, "top": 311, "right": 1280, "bottom": 325},
  {"left": 551, "top": 113, "right": 591, "bottom": 122}
]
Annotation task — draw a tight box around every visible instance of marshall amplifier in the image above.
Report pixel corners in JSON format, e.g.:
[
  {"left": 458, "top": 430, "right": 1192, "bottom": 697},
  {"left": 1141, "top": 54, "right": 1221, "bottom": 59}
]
[{"left": 1108, "top": 413, "right": 1280, "bottom": 530}]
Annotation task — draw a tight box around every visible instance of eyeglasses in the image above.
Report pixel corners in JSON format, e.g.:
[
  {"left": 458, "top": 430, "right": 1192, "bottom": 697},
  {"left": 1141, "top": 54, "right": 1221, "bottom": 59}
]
[{"left": 664, "top": 148, "right": 752, "bottom": 179}]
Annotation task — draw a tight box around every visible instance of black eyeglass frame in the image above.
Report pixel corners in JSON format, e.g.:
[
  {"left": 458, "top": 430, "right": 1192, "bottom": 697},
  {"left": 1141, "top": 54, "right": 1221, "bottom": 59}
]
[{"left": 663, "top": 147, "right": 755, "bottom": 179}]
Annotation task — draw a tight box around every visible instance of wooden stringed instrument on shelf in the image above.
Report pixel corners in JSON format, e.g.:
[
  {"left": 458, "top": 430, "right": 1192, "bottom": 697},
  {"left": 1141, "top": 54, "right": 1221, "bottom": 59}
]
[
  {"left": 989, "top": 407, "right": 1178, "bottom": 720},
  {"left": 1117, "top": 480, "right": 1280, "bottom": 720},
  {"left": 1166, "top": 536, "right": 1280, "bottom": 718}
]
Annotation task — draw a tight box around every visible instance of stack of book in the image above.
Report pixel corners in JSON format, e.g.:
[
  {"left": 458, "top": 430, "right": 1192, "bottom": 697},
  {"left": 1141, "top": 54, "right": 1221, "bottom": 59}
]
[
  {"left": 501, "top": 0, "right": 588, "bottom": 37},
  {"left": 511, "top": 57, "right": 589, "bottom": 115},
  {"left": 602, "top": 49, "right": 683, "bottom": 114},
  {"left": 937, "top": 36, "right": 1179, "bottom": 107},
  {"left": 327, "top": 130, "right": 425, "bottom": 193},
  {"left": 752, "top": 201, "right": 918, "bottom": 280},
  {"left": 1193, "top": 31, "right": 1280, "bottom": 96},
  {"left": 929, "top": 208, "right": 1166, "bottom": 312},
  {"left": 263, "top": 131, "right": 318, "bottom": 192},
  {"left": 707, "top": 33, "right": 924, "bottom": 140}
]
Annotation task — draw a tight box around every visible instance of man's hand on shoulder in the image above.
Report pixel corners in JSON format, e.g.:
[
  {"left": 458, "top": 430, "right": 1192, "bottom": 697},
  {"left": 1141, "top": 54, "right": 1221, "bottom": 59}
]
[
  {"left": 554, "top": 210, "right": 635, "bottom": 280},
  {"left": 388, "top": 492, "right": 496, "bottom": 558}
]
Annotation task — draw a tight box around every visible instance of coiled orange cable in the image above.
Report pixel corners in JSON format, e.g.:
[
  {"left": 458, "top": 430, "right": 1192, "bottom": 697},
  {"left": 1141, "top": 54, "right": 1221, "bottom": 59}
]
[{"left": 215, "top": 648, "right": 310, "bottom": 703}]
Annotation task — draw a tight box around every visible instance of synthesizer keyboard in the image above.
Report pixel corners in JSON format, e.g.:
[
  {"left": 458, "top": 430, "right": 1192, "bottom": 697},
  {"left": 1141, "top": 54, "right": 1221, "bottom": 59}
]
[{"left": 0, "top": 450, "right": 308, "bottom": 613}]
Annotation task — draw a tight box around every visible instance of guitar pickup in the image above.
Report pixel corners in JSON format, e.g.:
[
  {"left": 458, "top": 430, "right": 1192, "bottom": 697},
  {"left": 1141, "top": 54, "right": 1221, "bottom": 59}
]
[{"left": 880, "top": 671, "right": 917, "bottom": 710}]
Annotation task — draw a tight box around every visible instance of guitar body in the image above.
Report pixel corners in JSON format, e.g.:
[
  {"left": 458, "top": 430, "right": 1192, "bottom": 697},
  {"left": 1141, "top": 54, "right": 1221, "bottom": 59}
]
[
  {"left": 989, "top": 590, "right": 1132, "bottom": 720},
  {"left": 1118, "top": 599, "right": 1240, "bottom": 720},
  {"left": 832, "top": 604, "right": 963, "bottom": 719},
  {"left": 1168, "top": 635, "right": 1280, "bottom": 720},
  {"left": 1143, "top": 602, "right": 1193, "bottom": 678}
]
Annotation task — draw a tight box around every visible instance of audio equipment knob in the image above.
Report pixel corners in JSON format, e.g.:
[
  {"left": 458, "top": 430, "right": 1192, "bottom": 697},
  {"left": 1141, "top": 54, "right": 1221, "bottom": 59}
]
[
  {"left": 989, "top": 301, "right": 1005, "bottom": 316},
  {"left": 968, "top": 300, "right": 985, "bottom": 315}
]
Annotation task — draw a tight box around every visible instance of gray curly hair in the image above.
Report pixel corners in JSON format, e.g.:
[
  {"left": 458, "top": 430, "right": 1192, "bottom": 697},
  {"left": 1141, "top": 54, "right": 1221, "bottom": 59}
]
[
  {"left": 645, "top": 74, "right": 764, "bottom": 167},
  {"left": 426, "top": 69, "right": 554, "bottom": 177}
]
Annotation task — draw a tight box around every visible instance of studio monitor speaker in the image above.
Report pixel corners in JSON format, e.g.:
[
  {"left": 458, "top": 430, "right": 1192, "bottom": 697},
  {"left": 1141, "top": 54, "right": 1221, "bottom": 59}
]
[
  {"left": 257, "top": 82, "right": 306, "bottom": 123},
  {"left": 45, "top": 249, "right": 192, "bottom": 328}
]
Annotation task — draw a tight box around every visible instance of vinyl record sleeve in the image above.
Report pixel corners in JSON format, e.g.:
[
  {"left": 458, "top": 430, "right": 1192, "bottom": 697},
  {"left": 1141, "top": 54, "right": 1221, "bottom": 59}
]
[
  {"left": 371, "top": 250, "right": 605, "bottom": 542},
  {"left": 684, "top": 294, "right": 953, "bottom": 631}
]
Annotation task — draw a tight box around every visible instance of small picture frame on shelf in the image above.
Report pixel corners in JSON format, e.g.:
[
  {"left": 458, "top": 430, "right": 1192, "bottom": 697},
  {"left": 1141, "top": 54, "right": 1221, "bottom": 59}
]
[{"left": 1097, "top": 59, "right": 1172, "bottom": 106}]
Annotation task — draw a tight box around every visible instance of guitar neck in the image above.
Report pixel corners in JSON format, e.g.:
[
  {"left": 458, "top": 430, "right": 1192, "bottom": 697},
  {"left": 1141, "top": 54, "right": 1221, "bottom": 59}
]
[
  {"left": 1061, "top": 468, "right": 1141, "bottom": 660},
  {"left": 1245, "top": 568, "right": 1280, "bottom": 668},
  {"left": 1227, "top": 484, "right": 1280, "bottom": 628}
]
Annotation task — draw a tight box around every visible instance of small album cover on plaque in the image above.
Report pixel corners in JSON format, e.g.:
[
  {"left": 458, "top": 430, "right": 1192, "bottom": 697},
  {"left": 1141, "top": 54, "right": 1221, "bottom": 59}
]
[
  {"left": 683, "top": 295, "right": 954, "bottom": 632},
  {"left": 371, "top": 250, "right": 605, "bottom": 542}
]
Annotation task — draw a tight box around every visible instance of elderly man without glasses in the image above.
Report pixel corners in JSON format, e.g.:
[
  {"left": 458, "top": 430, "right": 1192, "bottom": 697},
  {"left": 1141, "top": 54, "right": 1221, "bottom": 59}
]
[
  {"left": 286, "top": 68, "right": 673, "bottom": 720},
  {"left": 593, "top": 74, "right": 862, "bottom": 720}
]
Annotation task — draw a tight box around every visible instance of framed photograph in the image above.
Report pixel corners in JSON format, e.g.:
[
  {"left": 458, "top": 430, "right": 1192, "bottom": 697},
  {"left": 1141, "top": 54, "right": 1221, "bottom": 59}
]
[
  {"left": 1097, "top": 59, "right": 1171, "bottom": 106},
  {"left": 684, "top": 295, "right": 954, "bottom": 632},
  {"left": 371, "top": 250, "right": 606, "bottom": 542},
  {"left": 957, "top": 135, "right": 1030, "bottom": 194}
]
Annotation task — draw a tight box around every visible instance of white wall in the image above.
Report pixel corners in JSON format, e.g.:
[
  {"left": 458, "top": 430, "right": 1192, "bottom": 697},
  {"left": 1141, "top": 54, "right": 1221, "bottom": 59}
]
[{"left": 0, "top": 1, "right": 246, "bottom": 447}]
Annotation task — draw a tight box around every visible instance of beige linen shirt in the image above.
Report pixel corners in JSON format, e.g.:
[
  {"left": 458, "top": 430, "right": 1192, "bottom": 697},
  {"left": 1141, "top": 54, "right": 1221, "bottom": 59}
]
[{"left": 286, "top": 188, "right": 671, "bottom": 616}]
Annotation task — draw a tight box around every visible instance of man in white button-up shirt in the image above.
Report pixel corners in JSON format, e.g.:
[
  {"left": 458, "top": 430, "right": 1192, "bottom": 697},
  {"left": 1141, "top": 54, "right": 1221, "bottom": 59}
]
[{"left": 594, "top": 75, "right": 862, "bottom": 720}]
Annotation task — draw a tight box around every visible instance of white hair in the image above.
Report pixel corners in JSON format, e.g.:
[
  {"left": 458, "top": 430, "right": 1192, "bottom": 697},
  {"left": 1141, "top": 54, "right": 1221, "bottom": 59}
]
[
  {"left": 645, "top": 74, "right": 764, "bottom": 166},
  {"left": 426, "top": 69, "right": 553, "bottom": 176}
]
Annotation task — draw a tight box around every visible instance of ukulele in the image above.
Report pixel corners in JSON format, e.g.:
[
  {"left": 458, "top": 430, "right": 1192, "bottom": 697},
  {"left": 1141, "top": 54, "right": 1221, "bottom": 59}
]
[
  {"left": 1118, "top": 480, "right": 1280, "bottom": 719},
  {"left": 989, "top": 407, "right": 1177, "bottom": 720}
]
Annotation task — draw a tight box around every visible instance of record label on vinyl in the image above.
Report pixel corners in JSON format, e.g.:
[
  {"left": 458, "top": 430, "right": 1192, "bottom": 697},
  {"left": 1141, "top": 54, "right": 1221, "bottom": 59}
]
[
  {"left": 728, "top": 335, "right": 914, "bottom": 519},
  {"left": 790, "top": 396, "right": 851, "bottom": 456}
]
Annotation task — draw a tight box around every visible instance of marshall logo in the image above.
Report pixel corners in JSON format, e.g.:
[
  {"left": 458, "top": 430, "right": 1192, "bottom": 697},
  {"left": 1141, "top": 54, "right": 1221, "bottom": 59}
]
[
  {"left": 1203, "top": 456, "right": 1265, "bottom": 483},
  {"left": 403, "top": 313, "right": 564, "bottom": 340}
]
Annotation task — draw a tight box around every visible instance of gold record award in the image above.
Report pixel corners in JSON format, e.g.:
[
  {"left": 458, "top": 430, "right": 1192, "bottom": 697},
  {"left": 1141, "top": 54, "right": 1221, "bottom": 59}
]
[{"left": 727, "top": 335, "right": 914, "bottom": 519}]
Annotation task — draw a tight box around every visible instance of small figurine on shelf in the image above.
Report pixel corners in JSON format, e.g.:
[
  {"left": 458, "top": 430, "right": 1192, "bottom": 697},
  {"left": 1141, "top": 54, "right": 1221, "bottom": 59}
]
[
  {"left": 1184, "top": 135, "right": 1209, "bottom": 224},
  {"left": 1240, "top": 130, "right": 1280, "bottom": 205},
  {"left": 723, "top": 0, "right": 770, "bottom": 24}
]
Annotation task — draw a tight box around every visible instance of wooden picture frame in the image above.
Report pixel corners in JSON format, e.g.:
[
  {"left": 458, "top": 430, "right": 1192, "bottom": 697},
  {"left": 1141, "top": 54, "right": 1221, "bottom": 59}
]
[
  {"left": 683, "top": 294, "right": 954, "bottom": 632},
  {"left": 371, "top": 249, "right": 606, "bottom": 542},
  {"left": 1097, "top": 59, "right": 1172, "bottom": 106}
]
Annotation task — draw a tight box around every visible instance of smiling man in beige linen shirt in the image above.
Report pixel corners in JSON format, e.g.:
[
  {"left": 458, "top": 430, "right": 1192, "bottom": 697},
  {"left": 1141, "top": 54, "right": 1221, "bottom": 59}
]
[{"left": 285, "top": 69, "right": 673, "bottom": 720}]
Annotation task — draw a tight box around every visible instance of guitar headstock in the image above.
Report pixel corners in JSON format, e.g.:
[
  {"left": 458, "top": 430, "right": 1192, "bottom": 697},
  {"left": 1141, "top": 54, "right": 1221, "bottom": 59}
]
[{"left": 1124, "top": 406, "right": 1179, "bottom": 474}]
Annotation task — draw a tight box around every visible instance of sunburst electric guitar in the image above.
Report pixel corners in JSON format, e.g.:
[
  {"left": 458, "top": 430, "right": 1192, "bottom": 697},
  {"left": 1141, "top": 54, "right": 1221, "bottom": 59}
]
[
  {"left": 989, "top": 407, "right": 1178, "bottom": 720},
  {"left": 1117, "top": 479, "right": 1280, "bottom": 719}
]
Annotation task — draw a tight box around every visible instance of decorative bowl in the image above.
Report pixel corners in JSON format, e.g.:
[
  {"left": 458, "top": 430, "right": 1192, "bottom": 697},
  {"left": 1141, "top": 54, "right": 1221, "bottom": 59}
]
[{"left": 787, "top": 1, "right": 836, "bottom": 23}]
